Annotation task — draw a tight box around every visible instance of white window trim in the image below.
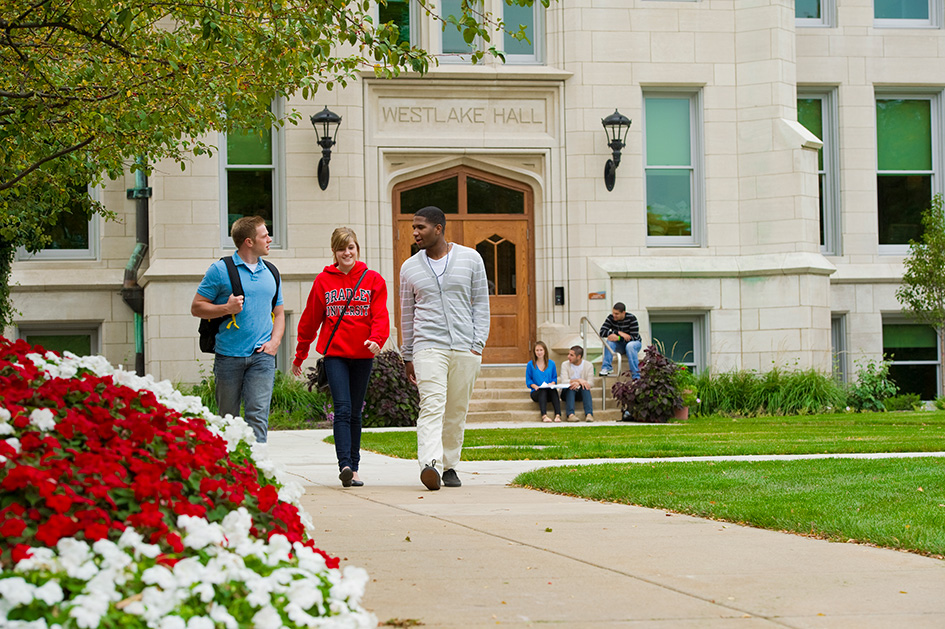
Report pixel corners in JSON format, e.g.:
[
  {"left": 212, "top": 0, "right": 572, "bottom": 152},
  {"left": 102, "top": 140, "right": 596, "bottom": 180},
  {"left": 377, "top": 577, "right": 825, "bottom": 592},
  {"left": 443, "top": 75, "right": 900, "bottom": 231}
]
[
  {"left": 799, "top": 88, "right": 841, "bottom": 255},
  {"left": 881, "top": 315, "right": 941, "bottom": 398},
  {"left": 831, "top": 313, "right": 848, "bottom": 383},
  {"left": 218, "top": 98, "right": 286, "bottom": 249},
  {"left": 876, "top": 90, "right": 944, "bottom": 256},
  {"left": 874, "top": 0, "right": 941, "bottom": 28},
  {"left": 797, "top": 0, "right": 836, "bottom": 27},
  {"left": 17, "top": 322, "right": 101, "bottom": 355},
  {"left": 502, "top": 1, "right": 544, "bottom": 65},
  {"left": 642, "top": 90, "right": 705, "bottom": 248},
  {"left": 17, "top": 185, "right": 101, "bottom": 261},
  {"left": 648, "top": 312, "right": 709, "bottom": 374}
]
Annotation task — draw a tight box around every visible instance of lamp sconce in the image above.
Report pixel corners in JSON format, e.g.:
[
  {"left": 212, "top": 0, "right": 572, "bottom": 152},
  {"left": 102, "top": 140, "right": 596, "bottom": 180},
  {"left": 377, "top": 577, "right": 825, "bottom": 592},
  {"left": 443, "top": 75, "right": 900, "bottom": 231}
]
[
  {"left": 601, "top": 109, "right": 632, "bottom": 192},
  {"left": 310, "top": 106, "right": 342, "bottom": 190}
]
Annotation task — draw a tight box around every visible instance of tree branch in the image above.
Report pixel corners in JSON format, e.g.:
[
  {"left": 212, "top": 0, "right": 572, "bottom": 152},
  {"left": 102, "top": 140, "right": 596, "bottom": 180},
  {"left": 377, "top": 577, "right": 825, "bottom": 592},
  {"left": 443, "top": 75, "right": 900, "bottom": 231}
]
[{"left": 0, "top": 136, "right": 94, "bottom": 192}]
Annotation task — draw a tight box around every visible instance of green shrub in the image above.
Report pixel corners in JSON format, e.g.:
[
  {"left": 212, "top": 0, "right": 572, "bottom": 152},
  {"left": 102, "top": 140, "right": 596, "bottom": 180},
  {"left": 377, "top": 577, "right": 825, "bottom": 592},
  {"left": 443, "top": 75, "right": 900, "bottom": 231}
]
[
  {"left": 884, "top": 393, "right": 921, "bottom": 412},
  {"left": 847, "top": 358, "right": 898, "bottom": 412},
  {"left": 935, "top": 396, "right": 945, "bottom": 411},
  {"left": 693, "top": 366, "right": 845, "bottom": 416}
]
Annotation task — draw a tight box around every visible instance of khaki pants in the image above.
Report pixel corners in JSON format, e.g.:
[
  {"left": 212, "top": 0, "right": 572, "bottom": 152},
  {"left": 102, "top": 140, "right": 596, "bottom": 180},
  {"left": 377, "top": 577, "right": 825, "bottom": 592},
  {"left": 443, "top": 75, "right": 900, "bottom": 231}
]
[{"left": 413, "top": 348, "right": 482, "bottom": 472}]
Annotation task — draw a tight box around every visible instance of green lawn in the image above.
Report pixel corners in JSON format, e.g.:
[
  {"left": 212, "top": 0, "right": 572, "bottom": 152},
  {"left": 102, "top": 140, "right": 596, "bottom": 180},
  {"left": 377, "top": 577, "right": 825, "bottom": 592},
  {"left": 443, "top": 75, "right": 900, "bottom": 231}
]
[
  {"left": 514, "top": 457, "right": 945, "bottom": 557},
  {"left": 356, "top": 411, "right": 945, "bottom": 460}
]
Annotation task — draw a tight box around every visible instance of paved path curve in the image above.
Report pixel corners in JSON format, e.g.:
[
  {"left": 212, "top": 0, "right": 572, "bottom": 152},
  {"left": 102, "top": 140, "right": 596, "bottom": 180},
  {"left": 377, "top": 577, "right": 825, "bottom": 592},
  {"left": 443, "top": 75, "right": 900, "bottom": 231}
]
[{"left": 268, "top": 426, "right": 945, "bottom": 628}]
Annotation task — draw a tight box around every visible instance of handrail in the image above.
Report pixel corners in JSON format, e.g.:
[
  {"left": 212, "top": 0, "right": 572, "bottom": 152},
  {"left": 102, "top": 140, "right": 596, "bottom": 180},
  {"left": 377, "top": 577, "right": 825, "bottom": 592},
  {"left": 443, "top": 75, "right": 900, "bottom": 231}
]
[{"left": 578, "top": 316, "right": 620, "bottom": 411}]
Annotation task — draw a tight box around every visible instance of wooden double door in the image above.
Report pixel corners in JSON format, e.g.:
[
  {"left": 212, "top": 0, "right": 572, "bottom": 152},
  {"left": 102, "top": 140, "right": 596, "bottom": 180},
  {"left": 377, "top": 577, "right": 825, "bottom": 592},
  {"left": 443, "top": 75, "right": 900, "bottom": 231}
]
[{"left": 393, "top": 167, "right": 535, "bottom": 363}]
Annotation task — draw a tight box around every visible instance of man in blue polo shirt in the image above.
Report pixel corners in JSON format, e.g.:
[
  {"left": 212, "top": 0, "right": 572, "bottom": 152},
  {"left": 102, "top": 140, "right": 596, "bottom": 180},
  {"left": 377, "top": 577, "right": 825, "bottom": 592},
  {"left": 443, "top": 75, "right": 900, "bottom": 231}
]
[{"left": 191, "top": 215, "right": 284, "bottom": 443}]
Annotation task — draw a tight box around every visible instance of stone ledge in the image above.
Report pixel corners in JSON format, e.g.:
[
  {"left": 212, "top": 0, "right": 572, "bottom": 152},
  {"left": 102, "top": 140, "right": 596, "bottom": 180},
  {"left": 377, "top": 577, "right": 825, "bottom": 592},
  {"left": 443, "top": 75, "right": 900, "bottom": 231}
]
[{"left": 593, "top": 252, "right": 836, "bottom": 279}]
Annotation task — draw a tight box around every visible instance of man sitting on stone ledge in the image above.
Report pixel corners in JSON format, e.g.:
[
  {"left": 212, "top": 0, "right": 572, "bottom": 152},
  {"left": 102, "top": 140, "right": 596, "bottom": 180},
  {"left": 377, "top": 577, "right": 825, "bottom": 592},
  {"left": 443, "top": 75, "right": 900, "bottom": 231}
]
[{"left": 599, "top": 302, "right": 642, "bottom": 378}]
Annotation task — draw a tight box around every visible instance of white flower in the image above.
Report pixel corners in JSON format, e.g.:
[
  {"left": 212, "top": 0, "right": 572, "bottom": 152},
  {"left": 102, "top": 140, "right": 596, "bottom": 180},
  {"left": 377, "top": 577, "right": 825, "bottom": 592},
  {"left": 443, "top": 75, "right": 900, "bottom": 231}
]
[
  {"left": 4, "top": 437, "right": 21, "bottom": 454},
  {"left": 0, "top": 576, "right": 34, "bottom": 606},
  {"left": 14, "top": 546, "right": 57, "bottom": 572},
  {"left": 177, "top": 515, "right": 225, "bottom": 550},
  {"left": 251, "top": 606, "right": 283, "bottom": 629},
  {"left": 68, "top": 593, "right": 108, "bottom": 629},
  {"left": 142, "top": 565, "right": 177, "bottom": 590},
  {"left": 34, "top": 581, "right": 65, "bottom": 605},
  {"left": 185, "top": 616, "right": 215, "bottom": 629},
  {"left": 264, "top": 534, "right": 292, "bottom": 566},
  {"left": 157, "top": 616, "right": 186, "bottom": 629},
  {"left": 209, "top": 603, "right": 239, "bottom": 629}
]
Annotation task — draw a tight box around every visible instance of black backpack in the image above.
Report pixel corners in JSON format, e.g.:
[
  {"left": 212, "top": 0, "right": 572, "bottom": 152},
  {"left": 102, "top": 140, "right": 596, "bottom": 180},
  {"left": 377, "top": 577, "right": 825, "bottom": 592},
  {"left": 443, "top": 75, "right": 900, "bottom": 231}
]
[{"left": 198, "top": 257, "right": 281, "bottom": 354}]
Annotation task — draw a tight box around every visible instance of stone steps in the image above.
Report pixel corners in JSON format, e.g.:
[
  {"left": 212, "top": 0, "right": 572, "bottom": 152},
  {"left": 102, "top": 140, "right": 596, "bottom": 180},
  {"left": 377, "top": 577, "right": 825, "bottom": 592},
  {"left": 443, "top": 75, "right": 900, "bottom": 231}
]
[{"left": 466, "top": 365, "right": 627, "bottom": 424}]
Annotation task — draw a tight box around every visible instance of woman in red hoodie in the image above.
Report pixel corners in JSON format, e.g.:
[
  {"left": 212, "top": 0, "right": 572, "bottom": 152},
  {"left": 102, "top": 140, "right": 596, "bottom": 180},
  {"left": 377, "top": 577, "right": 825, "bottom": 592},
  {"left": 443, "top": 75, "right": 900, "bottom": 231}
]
[{"left": 293, "top": 227, "right": 390, "bottom": 487}]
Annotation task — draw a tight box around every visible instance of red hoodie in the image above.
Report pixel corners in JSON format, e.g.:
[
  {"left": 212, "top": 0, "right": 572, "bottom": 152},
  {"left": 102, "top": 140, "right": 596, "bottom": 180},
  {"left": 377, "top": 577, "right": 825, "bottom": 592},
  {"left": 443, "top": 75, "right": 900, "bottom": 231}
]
[{"left": 293, "top": 260, "right": 390, "bottom": 365}]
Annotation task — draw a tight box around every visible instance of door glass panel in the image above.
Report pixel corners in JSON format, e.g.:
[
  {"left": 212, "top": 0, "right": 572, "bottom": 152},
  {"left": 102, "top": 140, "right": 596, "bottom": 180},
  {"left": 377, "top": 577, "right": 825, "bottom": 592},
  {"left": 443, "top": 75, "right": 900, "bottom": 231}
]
[
  {"left": 467, "top": 177, "right": 525, "bottom": 214},
  {"left": 400, "top": 177, "right": 459, "bottom": 214},
  {"left": 26, "top": 334, "right": 92, "bottom": 357},
  {"left": 476, "top": 234, "right": 516, "bottom": 295},
  {"left": 651, "top": 322, "right": 694, "bottom": 366}
]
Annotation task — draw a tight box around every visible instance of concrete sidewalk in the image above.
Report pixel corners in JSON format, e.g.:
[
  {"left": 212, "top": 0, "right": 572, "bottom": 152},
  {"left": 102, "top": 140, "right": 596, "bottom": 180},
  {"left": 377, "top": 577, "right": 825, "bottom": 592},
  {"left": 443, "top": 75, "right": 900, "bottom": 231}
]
[{"left": 269, "top": 428, "right": 945, "bottom": 628}]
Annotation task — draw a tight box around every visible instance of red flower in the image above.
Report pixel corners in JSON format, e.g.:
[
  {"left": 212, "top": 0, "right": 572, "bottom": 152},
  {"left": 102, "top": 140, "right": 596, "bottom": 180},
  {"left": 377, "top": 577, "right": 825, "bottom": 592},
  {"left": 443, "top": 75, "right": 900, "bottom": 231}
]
[
  {"left": 46, "top": 493, "right": 74, "bottom": 514},
  {"left": 256, "top": 484, "right": 279, "bottom": 512},
  {"left": 166, "top": 532, "right": 184, "bottom": 553},
  {"left": 0, "top": 518, "right": 27, "bottom": 537},
  {"left": 34, "top": 514, "right": 79, "bottom": 547},
  {"left": 11, "top": 544, "right": 33, "bottom": 563}
]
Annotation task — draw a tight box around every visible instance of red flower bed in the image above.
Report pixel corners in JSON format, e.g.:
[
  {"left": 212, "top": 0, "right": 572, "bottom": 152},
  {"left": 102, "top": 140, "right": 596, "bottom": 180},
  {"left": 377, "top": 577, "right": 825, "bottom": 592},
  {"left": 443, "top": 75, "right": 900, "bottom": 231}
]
[{"left": 0, "top": 337, "right": 336, "bottom": 570}]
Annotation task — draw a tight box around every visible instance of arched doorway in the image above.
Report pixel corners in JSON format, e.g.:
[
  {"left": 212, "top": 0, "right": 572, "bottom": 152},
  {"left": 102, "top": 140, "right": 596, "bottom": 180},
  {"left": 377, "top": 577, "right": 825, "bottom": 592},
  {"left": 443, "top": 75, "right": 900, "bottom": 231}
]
[{"left": 393, "top": 166, "right": 535, "bottom": 363}]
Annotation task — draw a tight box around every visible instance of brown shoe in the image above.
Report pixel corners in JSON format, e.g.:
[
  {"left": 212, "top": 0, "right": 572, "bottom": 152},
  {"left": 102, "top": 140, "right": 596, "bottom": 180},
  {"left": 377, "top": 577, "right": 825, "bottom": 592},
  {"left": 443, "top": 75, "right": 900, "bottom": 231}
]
[
  {"left": 420, "top": 464, "right": 441, "bottom": 491},
  {"left": 566, "top": 414, "right": 579, "bottom": 422},
  {"left": 585, "top": 414, "right": 594, "bottom": 422}
]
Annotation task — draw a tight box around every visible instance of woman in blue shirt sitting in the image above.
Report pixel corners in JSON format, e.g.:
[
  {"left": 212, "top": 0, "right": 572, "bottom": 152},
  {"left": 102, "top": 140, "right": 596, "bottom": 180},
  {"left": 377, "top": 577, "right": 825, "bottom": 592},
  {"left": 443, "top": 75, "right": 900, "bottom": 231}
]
[{"left": 525, "top": 341, "right": 562, "bottom": 423}]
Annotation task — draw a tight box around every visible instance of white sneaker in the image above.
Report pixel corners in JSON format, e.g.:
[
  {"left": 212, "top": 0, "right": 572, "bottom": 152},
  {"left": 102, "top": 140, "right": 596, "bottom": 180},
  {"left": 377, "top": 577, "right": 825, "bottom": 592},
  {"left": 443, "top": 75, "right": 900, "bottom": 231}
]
[{"left": 599, "top": 369, "right": 612, "bottom": 376}]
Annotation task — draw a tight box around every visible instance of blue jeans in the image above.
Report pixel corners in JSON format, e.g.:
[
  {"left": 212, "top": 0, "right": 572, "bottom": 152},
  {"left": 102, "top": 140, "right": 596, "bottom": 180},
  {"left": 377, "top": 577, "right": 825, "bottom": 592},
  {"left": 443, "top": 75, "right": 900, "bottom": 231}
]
[
  {"left": 214, "top": 352, "right": 276, "bottom": 443},
  {"left": 325, "top": 356, "right": 374, "bottom": 472},
  {"left": 562, "top": 387, "right": 594, "bottom": 416},
  {"left": 603, "top": 339, "right": 642, "bottom": 379}
]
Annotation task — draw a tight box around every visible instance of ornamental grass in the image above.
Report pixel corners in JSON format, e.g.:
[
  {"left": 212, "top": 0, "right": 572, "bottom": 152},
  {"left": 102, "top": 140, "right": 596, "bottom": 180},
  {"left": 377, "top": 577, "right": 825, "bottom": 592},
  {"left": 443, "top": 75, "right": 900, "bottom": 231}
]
[{"left": 0, "top": 337, "right": 374, "bottom": 628}]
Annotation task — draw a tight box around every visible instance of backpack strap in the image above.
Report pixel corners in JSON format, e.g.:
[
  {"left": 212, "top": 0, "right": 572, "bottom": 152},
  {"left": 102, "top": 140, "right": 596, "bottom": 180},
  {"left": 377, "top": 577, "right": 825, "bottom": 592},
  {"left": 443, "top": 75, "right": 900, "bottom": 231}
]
[
  {"left": 261, "top": 259, "right": 281, "bottom": 312},
  {"left": 221, "top": 256, "right": 243, "bottom": 330}
]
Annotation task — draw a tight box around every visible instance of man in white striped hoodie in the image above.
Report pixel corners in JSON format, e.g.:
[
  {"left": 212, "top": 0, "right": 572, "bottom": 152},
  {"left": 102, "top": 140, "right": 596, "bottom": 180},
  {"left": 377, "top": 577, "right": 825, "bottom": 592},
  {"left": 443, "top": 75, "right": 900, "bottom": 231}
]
[{"left": 401, "top": 206, "right": 491, "bottom": 490}]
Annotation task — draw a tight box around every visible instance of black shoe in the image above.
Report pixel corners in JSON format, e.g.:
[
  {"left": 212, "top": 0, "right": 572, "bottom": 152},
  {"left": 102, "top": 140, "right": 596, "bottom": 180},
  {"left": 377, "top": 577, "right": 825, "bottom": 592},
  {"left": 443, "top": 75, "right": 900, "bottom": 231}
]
[
  {"left": 420, "top": 464, "right": 441, "bottom": 490},
  {"left": 351, "top": 479, "right": 364, "bottom": 487},
  {"left": 442, "top": 469, "right": 461, "bottom": 487},
  {"left": 339, "top": 467, "right": 353, "bottom": 488}
]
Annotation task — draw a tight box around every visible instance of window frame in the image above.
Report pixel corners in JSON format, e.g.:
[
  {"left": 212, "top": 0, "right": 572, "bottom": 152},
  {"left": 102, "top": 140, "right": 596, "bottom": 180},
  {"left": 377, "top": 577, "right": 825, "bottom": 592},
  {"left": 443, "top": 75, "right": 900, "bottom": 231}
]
[
  {"left": 17, "top": 185, "right": 101, "bottom": 261},
  {"left": 831, "top": 313, "right": 848, "bottom": 383},
  {"left": 218, "top": 98, "right": 286, "bottom": 249},
  {"left": 882, "top": 315, "right": 941, "bottom": 399},
  {"left": 796, "top": 0, "right": 836, "bottom": 27},
  {"left": 798, "top": 88, "right": 841, "bottom": 255},
  {"left": 875, "top": 90, "right": 944, "bottom": 256},
  {"left": 438, "top": 0, "right": 483, "bottom": 63},
  {"left": 17, "top": 323, "right": 101, "bottom": 356},
  {"left": 648, "top": 312, "right": 709, "bottom": 374},
  {"left": 642, "top": 89, "right": 705, "bottom": 248},
  {"left": 502, "top": 1, "right": 544, "bottom": 65},
  {"left": 874, "top": 0, "right": 940, "bottom": 28}
]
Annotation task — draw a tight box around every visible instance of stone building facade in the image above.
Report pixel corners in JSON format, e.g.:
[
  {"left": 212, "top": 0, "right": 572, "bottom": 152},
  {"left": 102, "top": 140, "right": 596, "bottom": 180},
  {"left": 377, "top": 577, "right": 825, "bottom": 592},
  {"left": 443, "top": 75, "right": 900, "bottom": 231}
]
[{"left": 8, "top": 0, "right": 944, "bottom": 397}]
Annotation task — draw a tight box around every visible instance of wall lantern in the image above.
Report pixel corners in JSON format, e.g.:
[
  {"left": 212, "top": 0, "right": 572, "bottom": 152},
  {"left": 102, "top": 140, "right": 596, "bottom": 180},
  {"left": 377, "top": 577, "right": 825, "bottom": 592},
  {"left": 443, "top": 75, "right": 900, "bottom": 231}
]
[
  {"left": 601, "top": 109, "right": 631, "bottom": 192},
  {"left": 310, "top": 106, "right": 342, "bottom": 190}
]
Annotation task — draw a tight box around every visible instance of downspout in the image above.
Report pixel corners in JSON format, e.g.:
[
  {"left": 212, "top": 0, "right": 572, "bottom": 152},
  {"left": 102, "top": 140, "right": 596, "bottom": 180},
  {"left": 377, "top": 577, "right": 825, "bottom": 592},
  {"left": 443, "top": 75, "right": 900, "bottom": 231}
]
[{"left": 122, "top": 158, "right": 150, "bottom": 375}]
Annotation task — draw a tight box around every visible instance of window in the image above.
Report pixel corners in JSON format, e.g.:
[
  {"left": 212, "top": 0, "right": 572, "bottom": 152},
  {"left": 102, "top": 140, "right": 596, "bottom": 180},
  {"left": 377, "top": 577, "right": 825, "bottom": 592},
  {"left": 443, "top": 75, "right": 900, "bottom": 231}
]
[
  {"left": 643, "top": 92, "right": 704, "bottom": 246},
  {"left": 220, "top": 100, "right": 285, "bottom": 248},
  {"left": 883, "top": 320, "right": 940, "bottom": 399},
  {"left": 440, "top": 0, "right": 480, "bottom": 60},
  {"left": 378, "top": 0, "right": 416, "bottom": 46},
  {"left": 876, "top": 94, "right": 942, "bottom": 252},
  {"left": 18, "top": 185, "right": 99, "bottom": 261},
  {"left": 831, "top": 314, "right": 848, "bottom": 383},
  {"left": 18, "top": 324, "right": 100, "bottom": 357},
  {"left": 874, "top": 0, "right": 937, "bottom": 26},
  {"left": 650, "top": 314, "right": 708, "bottom": 374},
  {"left": 797, "top": 0, "right": 835, "bottom": 26},
  {"left": 798, "top": 90, "right": 841, "bottom": 254},
  {"left": 503, "top": 1, "right": 543, "bottom": 63}
]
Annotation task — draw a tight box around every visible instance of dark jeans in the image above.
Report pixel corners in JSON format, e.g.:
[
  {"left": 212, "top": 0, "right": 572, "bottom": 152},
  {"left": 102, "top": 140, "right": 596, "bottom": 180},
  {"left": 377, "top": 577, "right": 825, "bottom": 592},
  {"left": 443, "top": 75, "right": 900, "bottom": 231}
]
[
  {"left": 530, "top": 388, "right": 562, "bottom": 417},
  {"left": 562, "top": 387, "right": 594, "bottom": 416},
  {"left": 325, "top": 356, "right": 374, "bottom": 472},
  {"left": 214, "top": 352, "right": 276, "bottom": 443}
]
